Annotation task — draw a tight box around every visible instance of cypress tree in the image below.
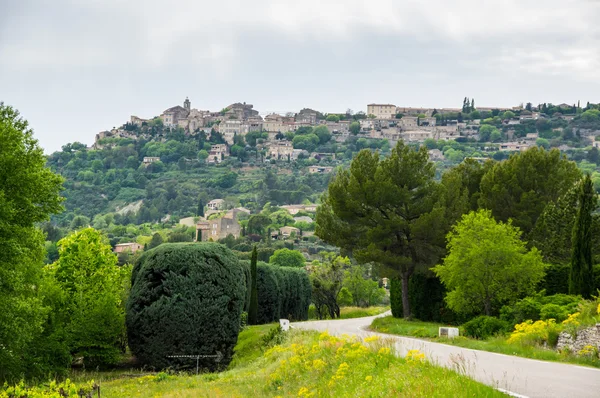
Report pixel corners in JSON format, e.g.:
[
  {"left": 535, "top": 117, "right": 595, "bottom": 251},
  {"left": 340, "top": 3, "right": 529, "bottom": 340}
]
[
  {"left": 569, "top": 175, "right": 597, "bottom": 298},
  {"left": 197, "top": 198, "right": 204, "bottom": 217},
  {"left": 390, "top": 278, "right": 403, "bottom": 318},
  {"left": 248, "top": 246, "right": 259, "bottom": 325}
]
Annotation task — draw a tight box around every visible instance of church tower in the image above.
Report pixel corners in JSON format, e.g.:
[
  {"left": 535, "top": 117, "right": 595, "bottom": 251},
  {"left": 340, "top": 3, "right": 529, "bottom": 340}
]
[{"left": 184, "top": 97, "right": 191, "bottom": 112}]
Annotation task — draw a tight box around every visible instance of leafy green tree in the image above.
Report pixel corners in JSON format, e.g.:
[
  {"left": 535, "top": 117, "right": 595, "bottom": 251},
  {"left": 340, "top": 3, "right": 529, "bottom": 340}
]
[
  {"left": 342, "top": 265, "right": 386, "bottom": 307},
  {"left": 326, "top": 114, "right": 340, "bottom": 122},
  {"left": 148, "top": 232, "right": 164, "bottom": 249},
  {"left": 478, "top": 125, "right": 498, "bottom": 142},
  {"left": 479, "top": 148, "right": 581, "bottom": 237},
  {"left": 569, "top": 174, "right": 597, "bottom": 298},
  {"left": 270, "top": 248, "right": 306, "bottom": 268},
  {"left": 50, "top": 228, "right": 129, "bottom": 365},
  {"left": 349, "top": 122, "right": 361, "bottom": 135},
  {"left": 313, "top": 125, "right": 332, "bottom": 144},
  {"left": 248, "top": 246, "right": 259, "bottom": 325},
  {"left": 316, "top": 141, "right": 447, "bottom": 318},
  {"left": 434, "top": 210, "right": 545, "bottom": 316},
  {"left": 502, "top": 111, "right": 515, "bottom": 119},
  {"left": 310, "top": 256, "right": 348, "bottom": 319},
  {"left": 0, "top": 103, "right": 64, "bottom": 382},
  {"left": 490, "top": 130, "right": 502, "bottom": 142},
  {"left": 247, "top": 214, "right": 271, "bottom": 236},
  {"left": 441, "top": 158, "right": 491, "bottom": 212}
]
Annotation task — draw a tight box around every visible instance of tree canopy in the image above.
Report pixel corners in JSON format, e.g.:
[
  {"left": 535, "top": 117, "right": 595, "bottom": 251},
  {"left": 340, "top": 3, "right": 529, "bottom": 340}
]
[
  {"left": 0, "top": 103, "right": 64, "bottom": 382},
  {"left": 479, "top": 148, "right": 581, "bottom": 237},
  {"left": 434, "top": 210, "right": 545, "bottom": 316},
  {"left": 316, "top": 141, "right": 448, "bottom": 318},
  {"left": 269, "top": 248, "right": 306, "bottom": 268}
]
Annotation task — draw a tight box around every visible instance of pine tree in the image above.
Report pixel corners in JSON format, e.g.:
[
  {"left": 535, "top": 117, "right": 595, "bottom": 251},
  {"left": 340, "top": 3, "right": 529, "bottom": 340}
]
[
  {"left": 248, "top": 246, "right": 259, "bottom": 325},
  {"left": 569, "top": 175, "right": 597, "bottom": 298}
]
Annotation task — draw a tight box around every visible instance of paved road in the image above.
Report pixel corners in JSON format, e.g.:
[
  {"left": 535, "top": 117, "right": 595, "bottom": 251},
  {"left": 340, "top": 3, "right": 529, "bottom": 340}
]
[{"left": 293, "top": 312, "right": 600, "bottom": 398}]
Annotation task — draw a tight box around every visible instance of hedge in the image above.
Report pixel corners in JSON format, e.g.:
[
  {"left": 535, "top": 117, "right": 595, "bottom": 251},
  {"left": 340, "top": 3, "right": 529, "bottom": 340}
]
[
  {"left": 126, "top": 243, "right": 246, "bottom": 371},
  {"left": 240, "top": 261, "right": 311, "bottom": 324}
]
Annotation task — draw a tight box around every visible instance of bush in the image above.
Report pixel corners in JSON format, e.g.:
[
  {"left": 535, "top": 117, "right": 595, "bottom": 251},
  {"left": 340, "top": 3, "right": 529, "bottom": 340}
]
[
  {"left": 126, "top": 243, "right": 246, "bottom": 371},
  {"left": 462, "top": 316, "right": 510, "bottom": 339},
  {"left": 507, "top": 319, "right": 560, "bottom": 347},
  {"left": 390, "top": 278, "right": 403, "bottom": 318},
  {"left": 540, "top": 304, "right": 569, "bottom": 322}
]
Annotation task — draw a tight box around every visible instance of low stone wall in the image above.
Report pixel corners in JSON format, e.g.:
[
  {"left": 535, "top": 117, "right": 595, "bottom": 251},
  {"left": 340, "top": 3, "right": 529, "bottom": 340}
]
[{"left": 556, "top": 324, "right": 600, "bottom": 354}]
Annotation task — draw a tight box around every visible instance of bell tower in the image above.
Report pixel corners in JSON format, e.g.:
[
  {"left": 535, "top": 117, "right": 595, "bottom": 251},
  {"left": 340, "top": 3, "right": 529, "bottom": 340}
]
[{"left": 184, "top": 97, "right": 191, "bottom": 112}]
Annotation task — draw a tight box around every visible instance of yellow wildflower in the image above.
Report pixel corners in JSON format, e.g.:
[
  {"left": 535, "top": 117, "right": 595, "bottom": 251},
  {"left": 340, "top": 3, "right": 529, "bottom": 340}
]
[
  {"left": 365, "top": 375, "right": 373, "bottom": 382},
  {"left": 406, "top": 349, "right": 425, "bottom": 362},
  {"left": 319, "top": 331, "right": 330, "bottom": 340},
  {"left": 378, "top": 347, "right": 390, "bottom": 356},
  {"left": 312, "top": 359, "right": 327, "bottom": 370},
  {"left": 364, "top": 335, "right": 380, "bottom": 343},
  {"left": 597, "top": 303, "right": 600, "bottom": 315}
]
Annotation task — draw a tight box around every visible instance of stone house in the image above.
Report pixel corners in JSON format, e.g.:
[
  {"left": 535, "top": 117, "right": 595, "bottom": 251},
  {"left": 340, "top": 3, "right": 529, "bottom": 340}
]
[
  {"left": 428, "top": 149, "right": 445, "bottom": 161},
  {"left": 367, "top": 104, "right": 396, "bottom": 119},
  {"left": 195, "top": 208, "right": 244, "bottom": 241},
  {"left": 275, "top": 226, "right": 300, "bottom": 240},
  {"left": 161, "top": 98, "right": 191, "bottom": 127},
  {"left": 224, "top": 102, "right": 259, "bottom": 120},
  {"left": 207, "top": 144, "right": 229, "bottom": 164},
  {"left": 114, "top": 242, "right": 143, "bottom": 254},
  {"left": 308, "top": 166, "right": 333, "bottom": 174},
  {"left": 207, "top": 199, "right": 225, "bottom": 210},
  {"left": 296, "top": 108, "right": 318, "bottom": 125},
  {"left": 143, "top": 157, "right": 161, "bottom": 166},
  {"left": 268, "top": 141, "right": 295, "bottom": 160},
  {"left": 399, "top": 117, "right": 419, "bottom": 129}
]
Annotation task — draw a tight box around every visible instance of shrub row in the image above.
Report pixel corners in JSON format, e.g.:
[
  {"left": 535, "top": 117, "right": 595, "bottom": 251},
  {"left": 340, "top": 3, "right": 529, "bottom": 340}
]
[
  {"left": 538, "top": 263, "right": 600, "bottom": 295},
  {"left": 240, "top": 261, "right": 311, "bottom": 323}
]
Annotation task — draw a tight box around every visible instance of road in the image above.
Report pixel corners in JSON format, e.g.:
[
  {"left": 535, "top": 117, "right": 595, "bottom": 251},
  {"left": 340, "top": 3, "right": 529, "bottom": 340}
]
[{"left": 293, "top": 312, "right": 600, "bottom": 398}]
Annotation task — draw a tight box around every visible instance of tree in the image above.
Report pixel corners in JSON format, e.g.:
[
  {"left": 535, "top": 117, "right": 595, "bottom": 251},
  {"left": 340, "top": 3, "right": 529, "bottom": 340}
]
[
  {"left": 197, "top": 197, "right": 205, "bottom": 217},
  {"left": 478, "top": 125, "right": 498, "bottom": 142},
  {"left": 479, "top": 148, "right": 581, "bottom": 237},
  {"left": 587, "top": 147, "right": 600, "bottom": 165},
  {"left": 51, "top": 228, "right": 129, "bottom": 366},
  {"left": 247, "top": 214, "right": 271, "bottom": 236},
  {"left": 0, "top": 103, "right": 64, "bottom": 382},
  {"left": 502, "top": 111, "right": 515, "bottom": 120},
  {"left": 310, "top": 256, "right": 347, "bottom": 319},
  {"left": 434, "top": 210, "right": 545, "bottom": 316},
  {"left": 270, "top": 248, "right": 306, "bottom": 268},
  {"left": 326, "top": 114, "right": 340, "bottom": 122},
  {"left": 316, "top": 141, "right": 447, "bottom": 318},
  {"left": 569, "top": 175, "right": 597, "bottom": 298},
  {"left": 248, "top": 246, "right": 259, "bottom": 325},
  {"left": 343, "top": 265, "right": 386, "bottom": 307},
  {"left": 349, "top": 122, "right": 361, "bottom": 135},
  {"left": 148, "top": 232, "right": 164, "bottom": 249}
]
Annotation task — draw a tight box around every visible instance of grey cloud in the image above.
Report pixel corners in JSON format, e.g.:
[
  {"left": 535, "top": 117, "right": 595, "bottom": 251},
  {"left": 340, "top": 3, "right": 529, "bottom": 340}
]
[{"left": 1, "top": 0, "right": 600, "bottom": 152}]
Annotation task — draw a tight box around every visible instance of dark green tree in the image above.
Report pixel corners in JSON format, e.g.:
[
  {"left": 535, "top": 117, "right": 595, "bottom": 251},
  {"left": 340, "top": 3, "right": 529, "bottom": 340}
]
[
  {"left": 148, "top": 232, "right": 164, "bottom": 249},
  {"left": 569, "top": 174, "right": 597, "bottom": 298},
  {"left": 197, "top": 197, "right": 205, "bottom": 217},
  {"left": 479, "top": 148, "right": 581, "bottom": 237},
  {"left": 248, "top": 246, "right": 259, "bottom": 325},
  {"left": 316, "top": 141, "right": 447, "bottom": 318}
]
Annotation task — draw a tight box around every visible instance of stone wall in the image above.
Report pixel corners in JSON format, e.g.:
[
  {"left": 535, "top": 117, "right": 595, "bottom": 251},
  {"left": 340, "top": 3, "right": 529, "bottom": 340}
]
[{"left": 556, "top": 324, "right": 600, "bottom": 354}]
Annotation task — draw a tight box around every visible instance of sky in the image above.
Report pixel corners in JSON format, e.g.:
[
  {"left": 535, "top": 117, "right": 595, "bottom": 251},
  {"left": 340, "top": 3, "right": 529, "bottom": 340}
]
[{"left": 2, "top": 0, "right": 600, "bottom": 153}]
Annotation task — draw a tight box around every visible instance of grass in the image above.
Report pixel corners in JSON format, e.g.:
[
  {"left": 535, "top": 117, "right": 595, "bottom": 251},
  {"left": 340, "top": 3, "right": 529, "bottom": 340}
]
[
  {"left": 308, "top": 305, "right": 390, "bottom": 320},
  {"left": 371, "top": 316, "right": 600, "bottom": 368},
  {"left": 4, "top": 324, "right": 505, "bottom": 397}
]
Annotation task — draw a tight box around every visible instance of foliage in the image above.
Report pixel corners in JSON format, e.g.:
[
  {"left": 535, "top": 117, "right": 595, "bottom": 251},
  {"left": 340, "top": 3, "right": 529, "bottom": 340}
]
[
  {"left": 390, "top": 278, "right": 403, "bottom": 318},
  {"left": 310, "top": 255, "right": 348, "bottom": 319},
  {"left": 434, "top": 210, "right": 546, "bottom": 316},
  {"left": 499, "top": 294, "right": 582, "bottom": 325},
  {"left": 316, "top": 141, "right": 448, "bottom": 318},
  {"left": 269, "top": 248, "right": 306, "bottom": 268},
  {"left": 342, "top": 265, "right": 386, "bottom": 307},
  {"left": 478, "top": 147, "right": 581, "bottom": 237},
  {"left": 0, "top": 379, "right": 98, "bottom": 398},
  {"left": 0, "top": 103, "right": 64, "bottom": 383},
  {"left": 570, "top": 174, "right": 597, "bottom": 298},
  {"left": 461, "top": 316, "right": 510, "bottom": 339},
  {"left": 48, "top": 228, "right": 129, "bottom": 367},
  {"left": 248, "top": 247, "right": 259, "bottom": 325},
  {"left": 126, "top": 243, "right": 246, "bottom": 371}
]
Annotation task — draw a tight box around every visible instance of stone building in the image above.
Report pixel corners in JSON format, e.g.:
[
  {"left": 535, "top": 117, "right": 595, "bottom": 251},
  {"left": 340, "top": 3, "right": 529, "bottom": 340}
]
[
  {"left": 114, "top": 242, "right": 143, "bottom": 254},
  {"left": 224, "top": 102, "right": 259, "bottom": 120},
  {"left": 296, "top": 108, "right": 319, "bottom": 124},
  {"left": 207, "top": 144, "right": 229, "bottom": 164},
  {"left": 195, "top": 208, "right": 244, "bottom": 241},
  {"left": 367, "top": 104, "right": 396, "bottom": 119},
  {"left": 161, "top": 98, "right": 191, "bottom": 127}
]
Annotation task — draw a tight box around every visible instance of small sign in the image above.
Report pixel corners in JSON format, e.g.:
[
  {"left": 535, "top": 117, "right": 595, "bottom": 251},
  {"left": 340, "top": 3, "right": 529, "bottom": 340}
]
[
  {"left": 439, "top": 327, "right": 459, "bottom": 338},
  {"left": 280, "top": 319, "right": 290, "bottom": 332}
]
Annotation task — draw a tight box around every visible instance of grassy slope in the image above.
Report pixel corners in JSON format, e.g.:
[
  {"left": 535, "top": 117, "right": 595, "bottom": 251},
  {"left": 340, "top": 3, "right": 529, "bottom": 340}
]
[
  {"left": 16, "top": 323, "right": 505, "bottom": 397},
  {"left": 371, "top": 316, "right": 600, "bottom": 368}
]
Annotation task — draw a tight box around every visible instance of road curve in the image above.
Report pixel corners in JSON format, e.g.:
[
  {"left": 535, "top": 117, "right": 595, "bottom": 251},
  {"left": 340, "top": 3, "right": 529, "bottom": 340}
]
[{"left": 293, "top": 312, "right": 600, "bottom": 398}]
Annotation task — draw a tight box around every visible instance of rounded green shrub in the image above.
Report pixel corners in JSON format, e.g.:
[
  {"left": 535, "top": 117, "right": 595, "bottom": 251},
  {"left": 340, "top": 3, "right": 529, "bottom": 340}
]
[
  {"left": 539, "top": 303, "right": 569, "bottom": 322},
  {"left": 462, "top": 316, "right": 510, "bottom": 339},
  {"left": 126, "top": 243, "right": 246, "bottom": 371},
  {"left": 256, "top": 263, "right": 281, "bottom": 324}
]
